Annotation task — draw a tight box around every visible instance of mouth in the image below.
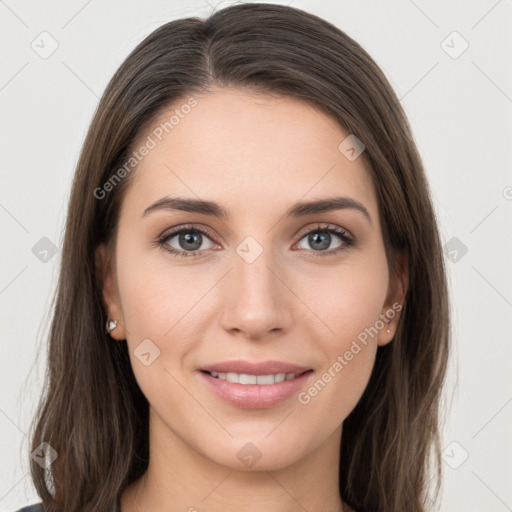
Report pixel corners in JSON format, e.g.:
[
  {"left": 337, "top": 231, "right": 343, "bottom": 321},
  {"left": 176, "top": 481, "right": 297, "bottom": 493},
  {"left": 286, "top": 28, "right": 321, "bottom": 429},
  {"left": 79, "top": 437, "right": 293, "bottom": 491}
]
[
  {"left": 200, "top": 369, "right": 312, "bottom": 385},
  {"left": 198, "top": 361, "right": 314, "bottom": 409}
]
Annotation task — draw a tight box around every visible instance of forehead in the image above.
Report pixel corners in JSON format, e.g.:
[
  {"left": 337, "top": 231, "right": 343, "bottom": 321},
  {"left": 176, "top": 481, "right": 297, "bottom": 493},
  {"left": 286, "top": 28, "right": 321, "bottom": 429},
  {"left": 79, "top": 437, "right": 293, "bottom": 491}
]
[{"left": 120, "top": 88, "right": 377, "bottom": 223}]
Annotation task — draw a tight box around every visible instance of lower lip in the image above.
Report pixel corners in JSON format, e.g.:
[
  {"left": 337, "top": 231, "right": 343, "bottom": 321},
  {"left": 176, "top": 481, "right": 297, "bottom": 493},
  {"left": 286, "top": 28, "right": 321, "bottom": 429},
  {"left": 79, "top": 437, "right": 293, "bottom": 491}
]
[{"left": 199, "top": 370, "right": 313, "bottom": 409}]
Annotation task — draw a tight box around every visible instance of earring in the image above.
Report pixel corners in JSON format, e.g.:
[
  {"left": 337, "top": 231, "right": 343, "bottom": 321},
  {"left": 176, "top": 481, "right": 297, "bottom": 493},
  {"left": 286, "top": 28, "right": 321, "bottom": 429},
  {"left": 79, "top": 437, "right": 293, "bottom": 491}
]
[
  {"left": 105, "top": 319, "right": 118, "bottom": 334},
  {"left": 386, "top": 328, "right": 391, "bottom": 333}
]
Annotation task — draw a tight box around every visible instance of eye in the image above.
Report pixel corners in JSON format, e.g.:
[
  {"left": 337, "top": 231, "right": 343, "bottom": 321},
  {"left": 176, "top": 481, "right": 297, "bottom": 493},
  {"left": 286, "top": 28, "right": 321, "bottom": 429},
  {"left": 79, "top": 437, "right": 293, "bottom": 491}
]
[
  {"left": 294, "top": 223, "right": 355, "bottom": 257},
  {"left": 156, "top": 222, "right": 355, "bottom": 259},
  {"left": 157, "top": 224, "right": 218, "bottom": 258}
]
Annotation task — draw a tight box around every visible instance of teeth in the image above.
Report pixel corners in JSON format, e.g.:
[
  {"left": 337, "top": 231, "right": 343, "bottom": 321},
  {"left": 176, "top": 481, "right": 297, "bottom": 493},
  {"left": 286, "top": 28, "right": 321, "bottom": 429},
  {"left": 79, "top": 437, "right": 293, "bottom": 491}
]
[
  {"left": 240, "top": 373, "right": 257, "bottom": 384},
  {"left": 208, "top": 371, "right": 297, "bottom": 384},
  {"left": 256, "top": 374, "right": 274, "bottom": 384}
]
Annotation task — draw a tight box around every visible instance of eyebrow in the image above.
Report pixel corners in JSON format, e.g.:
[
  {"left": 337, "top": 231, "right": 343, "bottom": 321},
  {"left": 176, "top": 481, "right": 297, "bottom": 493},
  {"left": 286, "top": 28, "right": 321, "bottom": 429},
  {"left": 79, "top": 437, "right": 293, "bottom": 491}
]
[{"left": 142, "top": 195, "right": 372, "bottom": 225}]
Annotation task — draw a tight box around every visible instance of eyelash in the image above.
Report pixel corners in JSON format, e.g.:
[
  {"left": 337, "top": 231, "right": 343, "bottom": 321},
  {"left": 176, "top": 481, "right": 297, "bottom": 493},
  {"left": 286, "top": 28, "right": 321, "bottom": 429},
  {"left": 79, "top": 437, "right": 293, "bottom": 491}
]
[{"left": 155, "top": 223, "right": 355, "bottom": 259}]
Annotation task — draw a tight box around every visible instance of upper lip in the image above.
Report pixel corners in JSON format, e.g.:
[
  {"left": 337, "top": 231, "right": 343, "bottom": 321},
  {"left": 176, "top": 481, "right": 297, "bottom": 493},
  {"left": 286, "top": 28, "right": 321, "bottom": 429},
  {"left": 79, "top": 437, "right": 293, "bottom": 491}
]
[{"left": 201, "top": 360, "right": 312, "bottom": 375}]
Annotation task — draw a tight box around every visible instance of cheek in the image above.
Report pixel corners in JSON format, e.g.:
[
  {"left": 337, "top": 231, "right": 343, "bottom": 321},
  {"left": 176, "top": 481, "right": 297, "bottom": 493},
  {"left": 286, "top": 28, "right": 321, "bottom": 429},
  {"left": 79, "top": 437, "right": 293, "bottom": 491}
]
[
  {"left": 297, "top": 251, "right": 389, "bottom": 349},
  {"left": 293, "top": 253, "right": 388, "bottom": 416},
  {"left": 296, "top": 344, "right": 376, "bottom": 440},
  {"left": 296, "top": 283, "right": 383, "bottom": 428},
  {"left": 115, "top": 261, "right": 197, "bottom": 414},
  {"left": 115, "top": 240, "right": 204, "bottom": 339},
  {"left": 115, "top": 245, "right": 214, "bottom": 399}
]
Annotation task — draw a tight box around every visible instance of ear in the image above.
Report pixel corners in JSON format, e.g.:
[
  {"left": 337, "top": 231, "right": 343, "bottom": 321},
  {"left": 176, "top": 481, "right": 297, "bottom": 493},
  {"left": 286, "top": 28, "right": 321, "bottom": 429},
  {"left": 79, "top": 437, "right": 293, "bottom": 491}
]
[
  {"left": 377, "top": 251, "right": 408, "bottom": 347},
  {"left": 95, "top": 243, "right": 126, "bottom": 340}
]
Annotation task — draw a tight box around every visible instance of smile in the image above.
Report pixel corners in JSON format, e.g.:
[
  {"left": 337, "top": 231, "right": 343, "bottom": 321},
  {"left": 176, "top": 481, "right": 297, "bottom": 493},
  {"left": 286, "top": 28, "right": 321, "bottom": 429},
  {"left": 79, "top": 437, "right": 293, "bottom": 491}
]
[
  {"left": 199, "top": 364, "right": 314, "bottom": 409},
  {"left": 204, "top": 370, "right": 303, "bottom": 384}
]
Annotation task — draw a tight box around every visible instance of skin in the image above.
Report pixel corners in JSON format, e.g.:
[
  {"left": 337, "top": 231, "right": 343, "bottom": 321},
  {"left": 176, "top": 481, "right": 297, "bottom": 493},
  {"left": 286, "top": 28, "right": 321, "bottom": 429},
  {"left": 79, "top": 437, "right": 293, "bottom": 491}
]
[{"left": 96, "top": 87, "right": 408, "bottom": 512}]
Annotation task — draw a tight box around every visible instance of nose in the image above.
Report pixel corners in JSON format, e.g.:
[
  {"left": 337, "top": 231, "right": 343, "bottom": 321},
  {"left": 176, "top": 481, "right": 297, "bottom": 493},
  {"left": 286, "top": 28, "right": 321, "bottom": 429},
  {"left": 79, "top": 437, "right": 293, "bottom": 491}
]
[{"left": 219, "top": 243, "right": 294, "bottom": 341}]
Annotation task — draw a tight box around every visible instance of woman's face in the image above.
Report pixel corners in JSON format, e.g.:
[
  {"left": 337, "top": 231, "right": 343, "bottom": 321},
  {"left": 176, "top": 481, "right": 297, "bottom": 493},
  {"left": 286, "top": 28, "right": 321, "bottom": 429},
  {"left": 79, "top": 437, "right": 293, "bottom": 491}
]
[{"left": 96, "top": 87, "right": 406, "bottom": 471}]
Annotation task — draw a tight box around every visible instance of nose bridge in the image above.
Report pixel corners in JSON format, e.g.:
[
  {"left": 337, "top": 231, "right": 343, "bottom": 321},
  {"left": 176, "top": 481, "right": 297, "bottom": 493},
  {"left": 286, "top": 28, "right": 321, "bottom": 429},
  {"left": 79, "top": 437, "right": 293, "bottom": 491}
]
[
  {"left": 234, "top": 236, "right": 281, "bottom": 307},
  {"left": 221, "top": 235, "right": 292, "bottom": 337},
  {"left": 236, "top": 241, "right": 275, "bottom": 297}
]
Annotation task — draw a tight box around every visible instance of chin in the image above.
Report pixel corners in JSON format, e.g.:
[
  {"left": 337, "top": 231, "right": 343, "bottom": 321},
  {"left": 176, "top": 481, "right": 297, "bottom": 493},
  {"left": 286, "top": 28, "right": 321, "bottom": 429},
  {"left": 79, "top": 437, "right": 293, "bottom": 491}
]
[{"left": 199, "top": 434, "right": 309, "bottom": 472}]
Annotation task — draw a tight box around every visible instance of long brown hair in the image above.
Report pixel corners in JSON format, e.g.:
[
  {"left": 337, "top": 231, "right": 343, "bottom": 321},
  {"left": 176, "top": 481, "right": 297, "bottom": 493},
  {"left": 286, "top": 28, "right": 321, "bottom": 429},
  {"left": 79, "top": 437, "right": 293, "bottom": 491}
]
[{"left": 28, "top": 3, "right": 450, "bottom": 511}]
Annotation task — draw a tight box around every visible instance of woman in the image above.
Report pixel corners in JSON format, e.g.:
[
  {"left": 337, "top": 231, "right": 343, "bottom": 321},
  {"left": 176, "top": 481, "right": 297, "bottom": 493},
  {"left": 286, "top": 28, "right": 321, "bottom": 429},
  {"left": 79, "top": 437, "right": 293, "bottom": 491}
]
[{"left": 19, "top": 3, "right": 450, "bottom": 511}]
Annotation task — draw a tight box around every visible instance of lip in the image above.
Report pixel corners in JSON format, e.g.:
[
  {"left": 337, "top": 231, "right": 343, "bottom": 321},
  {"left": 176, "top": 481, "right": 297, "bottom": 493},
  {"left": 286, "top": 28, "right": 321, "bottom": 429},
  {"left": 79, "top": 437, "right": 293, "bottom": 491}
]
[
  {"left": 201, "top": 360, "right": 311, "bottom": 375},
  {"left": 199, "top": 360, "right": 314, "bottom": 409}
]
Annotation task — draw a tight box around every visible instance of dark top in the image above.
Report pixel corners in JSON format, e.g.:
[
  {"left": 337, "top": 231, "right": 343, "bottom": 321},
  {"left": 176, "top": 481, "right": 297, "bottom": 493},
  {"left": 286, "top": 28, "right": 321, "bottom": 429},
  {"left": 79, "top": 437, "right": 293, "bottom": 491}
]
[{"left": 13, "top": 502, "right": 120, "bottom": 512}]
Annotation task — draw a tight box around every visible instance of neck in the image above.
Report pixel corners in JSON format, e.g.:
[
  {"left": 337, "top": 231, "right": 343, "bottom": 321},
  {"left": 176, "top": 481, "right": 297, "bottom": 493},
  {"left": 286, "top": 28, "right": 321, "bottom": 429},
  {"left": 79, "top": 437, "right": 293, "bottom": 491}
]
[{"left": 121, "top": 407, "right": 348, "bottom": 512}]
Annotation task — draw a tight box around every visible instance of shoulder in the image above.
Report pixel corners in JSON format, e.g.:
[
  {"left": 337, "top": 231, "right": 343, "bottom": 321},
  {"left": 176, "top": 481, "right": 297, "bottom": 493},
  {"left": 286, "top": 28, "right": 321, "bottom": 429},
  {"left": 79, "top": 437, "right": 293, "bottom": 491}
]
[{"left": 12, "top": 503, "right": 43, "bottom": 512}]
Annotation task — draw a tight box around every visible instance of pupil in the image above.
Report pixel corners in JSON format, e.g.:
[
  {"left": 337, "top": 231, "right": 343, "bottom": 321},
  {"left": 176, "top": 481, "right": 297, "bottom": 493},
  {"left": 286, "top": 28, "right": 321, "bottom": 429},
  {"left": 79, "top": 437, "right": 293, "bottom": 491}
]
[
  {"left": 180, "top": 232, "right": 201, "bottom": 250},
  {"left": 310, "top": 232, "right": 329, "bottom": 251}
]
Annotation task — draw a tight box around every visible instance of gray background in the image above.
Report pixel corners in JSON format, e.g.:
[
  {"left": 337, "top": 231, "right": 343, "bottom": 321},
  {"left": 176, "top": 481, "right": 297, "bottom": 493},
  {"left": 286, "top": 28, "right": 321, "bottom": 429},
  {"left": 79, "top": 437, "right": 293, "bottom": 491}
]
[{"left": 1, "top": 0, "right": 511, "bottom": 510}]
